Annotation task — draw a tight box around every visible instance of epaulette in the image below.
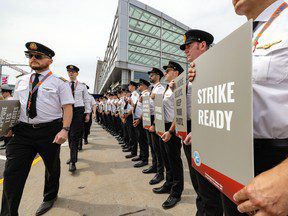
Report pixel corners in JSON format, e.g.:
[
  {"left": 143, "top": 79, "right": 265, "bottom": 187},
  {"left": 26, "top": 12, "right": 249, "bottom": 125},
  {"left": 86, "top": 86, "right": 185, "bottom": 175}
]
[
  {"left": 59, "top": 77, "right": 68, "bottom": 82},
  {"left": 53, "top": 74, "right": 68, "bottom": 82}
]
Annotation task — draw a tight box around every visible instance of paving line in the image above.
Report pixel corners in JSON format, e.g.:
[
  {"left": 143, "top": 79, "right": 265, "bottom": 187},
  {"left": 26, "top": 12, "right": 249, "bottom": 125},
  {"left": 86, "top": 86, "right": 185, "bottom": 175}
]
[{"left": 0, "top": 156, "right": 42, "bottom": 184}]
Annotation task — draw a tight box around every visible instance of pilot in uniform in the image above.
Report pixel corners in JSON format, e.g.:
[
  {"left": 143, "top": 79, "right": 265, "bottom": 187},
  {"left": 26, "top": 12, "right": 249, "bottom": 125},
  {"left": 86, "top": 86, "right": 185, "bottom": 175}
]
[
  {"left": 153, "top": 61, "right": 184, "bottom": 209},
  {"left": 0, "top": 42, "right": 74, "bottom": 216},
  {"left": 66, "top": 65, "right": 91, "bottom": 172}
]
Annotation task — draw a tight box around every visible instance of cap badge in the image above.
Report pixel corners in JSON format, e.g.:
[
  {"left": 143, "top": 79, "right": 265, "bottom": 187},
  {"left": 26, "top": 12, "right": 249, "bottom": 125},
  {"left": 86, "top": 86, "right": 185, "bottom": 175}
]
[
  {"left": 69, "top": 65, "right": 74, "bottom": 69},
  {"left": 30, "top": 43, "right": 37, "bottom": 50},
  {"left": 184, "top": 34, "right": 187, "bottom": 43}
]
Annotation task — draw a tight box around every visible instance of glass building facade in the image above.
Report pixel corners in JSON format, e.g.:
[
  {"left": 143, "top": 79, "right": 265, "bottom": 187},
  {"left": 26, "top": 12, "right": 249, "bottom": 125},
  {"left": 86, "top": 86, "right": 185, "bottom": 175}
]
[{"left": 94, "top": 0, "right": 190, "bottom": 94}]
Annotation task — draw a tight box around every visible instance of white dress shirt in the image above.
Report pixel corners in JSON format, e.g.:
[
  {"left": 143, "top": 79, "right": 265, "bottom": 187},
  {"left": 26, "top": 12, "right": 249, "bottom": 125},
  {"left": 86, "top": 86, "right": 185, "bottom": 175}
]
[
  {"left": 134, "top": 90, "right": 149, "bottom": 119},
  {"left": 13, "top": 69, "right": 75, "bottom": 124},
  {"left": 88, "top": 95, "right": 96, "bottom": 113},
  {"left": 128, "top": 90, "right": 139, "bottom": 111},
  {"left": 253, "top": 0, "right": 288, "bottom": 138},
  {"left": 70, "top": 80, "right": 91, "bottom": 113},
  {"left": 150, "top": 82, "right": 165, "bottom": 115}
]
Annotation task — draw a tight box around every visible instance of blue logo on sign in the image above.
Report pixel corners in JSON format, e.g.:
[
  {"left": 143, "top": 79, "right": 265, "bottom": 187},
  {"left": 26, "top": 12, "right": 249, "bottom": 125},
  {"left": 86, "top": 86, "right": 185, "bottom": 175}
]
[{"left": 193, "top": 151, "right": 201, "bottom": 167}]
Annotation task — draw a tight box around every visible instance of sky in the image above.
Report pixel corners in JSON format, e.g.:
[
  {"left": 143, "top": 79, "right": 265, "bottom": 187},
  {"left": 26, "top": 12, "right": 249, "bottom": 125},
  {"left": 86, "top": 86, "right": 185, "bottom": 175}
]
[{"left": 0, "top": 0, "right": 246, "bottom": 92}]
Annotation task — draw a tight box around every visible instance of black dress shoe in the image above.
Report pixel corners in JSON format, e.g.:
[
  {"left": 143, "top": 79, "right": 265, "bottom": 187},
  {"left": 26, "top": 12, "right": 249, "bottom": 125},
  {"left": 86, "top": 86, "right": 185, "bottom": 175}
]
[
  {"left": 35, "top": 197, "right": 57, "bottom": 216},
  {"left": 69, "top": 163, "right": 76, "bottom": 172},
  {"left": 66, "top": 159, "right": 70, "bottom": 164},
  {"left": 149, "top": 174, "right": 164, "bottom": 185},
  {"left": 84, "top": 139, "right": 88, "bottom": 144},
  {"left": 153, "top": 185, "right": 171, "bottom": 194},
  {"left": 122, "top": 148, "right": 131, "bottom": 153},
  {"left": 131, "top": 156, "right": 141, "bottom": 162},
  {"left": 134, "top": 161, "right": 148, "bottom": 168},
  {"left": 142, "top": 166, "right": 157, "bottom": 174},
  {"left": 162, "top": 196, "right": 181, "bottom": 209},
  {"left": 125, "top": 154, "right": 136, "bottom": 159}
]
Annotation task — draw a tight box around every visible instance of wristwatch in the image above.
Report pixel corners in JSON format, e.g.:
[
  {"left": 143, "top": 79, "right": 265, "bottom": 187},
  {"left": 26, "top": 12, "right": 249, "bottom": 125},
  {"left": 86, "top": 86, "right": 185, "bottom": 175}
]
[{"left": 62, "top": 127, "right": 70, "bottom": 132}]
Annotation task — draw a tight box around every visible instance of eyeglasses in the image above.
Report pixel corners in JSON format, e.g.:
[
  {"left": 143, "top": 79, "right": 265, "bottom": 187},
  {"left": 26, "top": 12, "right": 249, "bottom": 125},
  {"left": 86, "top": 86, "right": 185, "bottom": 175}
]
[{"left": 26, "top": 53, "right": 47, "bottom": 60}]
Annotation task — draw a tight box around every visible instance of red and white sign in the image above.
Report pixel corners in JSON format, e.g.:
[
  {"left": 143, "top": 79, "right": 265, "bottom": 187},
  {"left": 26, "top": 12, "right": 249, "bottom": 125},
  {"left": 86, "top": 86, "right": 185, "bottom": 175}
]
[
  {"left": 191, "top": 21, "right": 254, "bottom": 202},
  {"left": 1, "top": 75, "right": 9, "bottom": 85}
]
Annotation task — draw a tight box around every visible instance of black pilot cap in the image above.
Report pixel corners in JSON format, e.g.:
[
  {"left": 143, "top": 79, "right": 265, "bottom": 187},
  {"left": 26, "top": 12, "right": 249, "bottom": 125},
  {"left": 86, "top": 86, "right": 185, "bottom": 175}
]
[
  {"left": 139, "top": 79, "right": 150, "bottom": 87},
  {"left": 180, "top": 29, "right": 214, "bottom": 50},
  {"left": 66, "top": 65, "right": 80, "bottom": 72},
  {"left": 147, "top": 67, "right": 164, "bottom": 78},
  {"left": 129, "top": 81, "right": 138, "bottom": 87},
  {"left": 163, "top": 61, "right": 184, "bottom": 74},
  {"left": 25, "top": 42, "right": 55, "bottom": 58}
]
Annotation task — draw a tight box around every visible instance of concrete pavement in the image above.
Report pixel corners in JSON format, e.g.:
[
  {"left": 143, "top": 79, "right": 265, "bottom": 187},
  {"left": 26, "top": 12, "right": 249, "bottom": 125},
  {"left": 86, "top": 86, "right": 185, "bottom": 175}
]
[{"left": 0, "top": 123, "right": 197, "bottom": 215}]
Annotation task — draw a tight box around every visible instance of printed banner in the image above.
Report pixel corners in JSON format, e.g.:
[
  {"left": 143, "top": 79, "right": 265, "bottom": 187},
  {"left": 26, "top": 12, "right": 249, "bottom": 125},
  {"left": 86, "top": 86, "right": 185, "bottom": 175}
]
[
  {"left": 191, "top": 21, "right": 254, "bottom": 202},
  {"left": 142, "top": 96, "right": 151, "bottom": 130},
  {"left": 0, "top": 100, "right": 20, "bottom": 136},
  {"left": 174, "top": 72, "right": 187, "bottom": 140},
  {"left": 154, "top": 94, "right": 165, "bottom": 136}
]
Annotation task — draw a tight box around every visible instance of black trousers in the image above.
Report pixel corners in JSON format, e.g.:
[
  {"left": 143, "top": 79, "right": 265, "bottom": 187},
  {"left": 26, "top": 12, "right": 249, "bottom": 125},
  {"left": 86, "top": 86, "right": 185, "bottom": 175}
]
[
  {"left": 126, "top": 116, "right": 138, "bottom": 155},
  {"left": 122, "top": 120, "right": 129, "bottom": 145},
  {"left": 135, "top": 120, "right": 149, "bottom": 162},
  {"left": 150, "top": 115, "right": 164, "bottom": 175},
  {"left": 1, "top": 120, "right": 62, "bottom": 216},
  {"left": 117, "top": 116, "right": 122, "bottom": 136},
  {"left": 83, "top": 113, "right": 92, "bottom": 141},
  {"left": 96, "top": 110, "right": 100, "bottom": 122},
  {"left": 68, "top": 106, "right": 84, "bottom": 163},
  {"left": 159, "top": 123, "right": 184, "bottom": 198},
  {"left": 3, "top": 137, "right": 12, "bottom": 146},
  {"left": 146, "top": 129, "right": 156, "bottom": 168}
]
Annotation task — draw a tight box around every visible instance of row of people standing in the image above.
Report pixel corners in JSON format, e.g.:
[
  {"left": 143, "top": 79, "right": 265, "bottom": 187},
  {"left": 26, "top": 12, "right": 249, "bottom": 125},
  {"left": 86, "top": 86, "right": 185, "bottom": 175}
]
[{"left": 96, "top": 60, "right": 194, "bottom": 209}]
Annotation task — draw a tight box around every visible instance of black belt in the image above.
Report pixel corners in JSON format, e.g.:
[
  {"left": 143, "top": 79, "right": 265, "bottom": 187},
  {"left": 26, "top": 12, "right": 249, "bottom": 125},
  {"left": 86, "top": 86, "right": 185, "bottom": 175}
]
[
  {"left": 19, "top": 118, "right": 62, "bottom": 129},
  {"left": 254, "top": 138, "right": 288, "bottom": 148}
]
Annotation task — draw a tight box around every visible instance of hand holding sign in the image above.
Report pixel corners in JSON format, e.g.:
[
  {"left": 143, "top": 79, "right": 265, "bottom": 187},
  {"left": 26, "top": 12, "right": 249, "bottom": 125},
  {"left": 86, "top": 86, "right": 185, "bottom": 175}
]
[
  {"left": 183, "top": 132, "right": 192, "bottom": 146},
  {"left": 188, "top": 62, "right": 196, "bottom": 82},
  {"left": 234, "top": 161, "right": 288, "bottom": 215},
  {"left": 148, "top": 125, "right": 155, "bottom": 132},
  {"left": 161, "top": 131, "right": 172, "bottom": 142},
  {"left": 169, "top": 80, "right": 176, "bottom": 91}
]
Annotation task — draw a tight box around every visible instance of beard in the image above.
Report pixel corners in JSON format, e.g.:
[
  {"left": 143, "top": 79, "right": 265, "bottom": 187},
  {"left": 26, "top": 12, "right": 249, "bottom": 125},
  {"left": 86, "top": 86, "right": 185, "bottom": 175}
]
[{"left": 29, "top": 61, "right": 50, "bottom": 71}]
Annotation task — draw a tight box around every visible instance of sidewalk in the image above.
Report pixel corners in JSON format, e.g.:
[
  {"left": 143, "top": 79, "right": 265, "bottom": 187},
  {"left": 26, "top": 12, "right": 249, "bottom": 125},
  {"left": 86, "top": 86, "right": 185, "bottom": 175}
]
[{"left": 0, "top": 123, "right": 197, "bottom": 215}]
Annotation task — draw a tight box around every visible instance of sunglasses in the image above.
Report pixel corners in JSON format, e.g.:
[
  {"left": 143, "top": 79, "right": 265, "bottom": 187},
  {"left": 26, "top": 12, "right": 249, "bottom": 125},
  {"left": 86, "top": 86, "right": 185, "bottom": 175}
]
[
  {"left": 67, "top": 70, "right": 78, "bottom": 73},
  {"left": 26, "top": 53, "right": 47, "bottom": 60}
]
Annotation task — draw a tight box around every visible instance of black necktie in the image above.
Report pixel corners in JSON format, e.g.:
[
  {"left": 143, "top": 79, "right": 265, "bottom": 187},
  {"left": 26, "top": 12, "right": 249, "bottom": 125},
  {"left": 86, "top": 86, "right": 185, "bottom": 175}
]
[
  {"left": 253, "top": 21, "right": 259, "bottom": 32},
  {"left": 164, "top": 84, "right": 169, "bottom": 94},
  {"left": 150, "top": 86, "right": 154, "bottom": 95},
  {"left": 27, "top": 73, "right": 41, "bottom": 119},
  {"left": 71, "top": 81, "right": 75, "bottom": 97}
]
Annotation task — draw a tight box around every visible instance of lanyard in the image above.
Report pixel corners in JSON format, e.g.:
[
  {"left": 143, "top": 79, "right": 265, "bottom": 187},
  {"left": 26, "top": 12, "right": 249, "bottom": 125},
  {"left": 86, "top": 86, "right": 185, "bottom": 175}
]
[
  {"left": 253, "top": 2, "right": 288, "bottom": 52},
  {"left": 27, "top": 71, "right": 53, "bottom": 110}
]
